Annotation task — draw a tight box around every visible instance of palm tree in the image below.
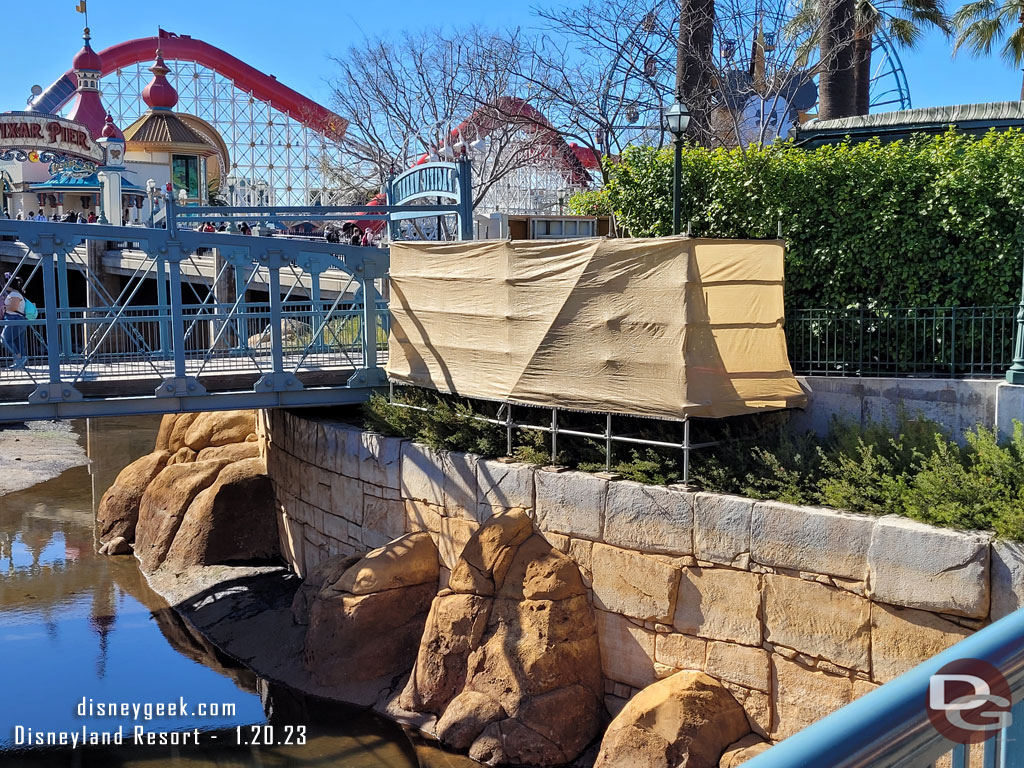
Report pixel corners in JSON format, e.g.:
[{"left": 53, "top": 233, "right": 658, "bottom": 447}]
[
  {"left": 790, "top": 0, "right": 948, "bottom": 118},
  {"left": 854, "top": 0, "right": 949, "bottom": 113},
  {"left": 953, "top": 0, "right": 1024, "bottom": 98},
  {"left": 819, "top": 0, "right": 859, "bottom": 119}
]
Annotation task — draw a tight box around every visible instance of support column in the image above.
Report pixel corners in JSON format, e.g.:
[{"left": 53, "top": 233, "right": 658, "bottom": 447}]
[
  {"left": 212, "top": 248, "right": 236, "bottom": 349},
  {"left": 85, "top": 239, "right": 120, "bottom": 356}
]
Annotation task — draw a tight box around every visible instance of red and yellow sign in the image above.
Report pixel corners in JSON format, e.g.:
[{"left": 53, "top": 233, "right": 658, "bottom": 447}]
[{"left": 0, "top": 113, "right": 104, "bottom": 163}]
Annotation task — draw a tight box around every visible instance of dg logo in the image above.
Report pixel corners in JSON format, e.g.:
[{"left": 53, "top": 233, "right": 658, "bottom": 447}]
[{"left": 927, "top": 658, "right": 1013, "bottom": 744}]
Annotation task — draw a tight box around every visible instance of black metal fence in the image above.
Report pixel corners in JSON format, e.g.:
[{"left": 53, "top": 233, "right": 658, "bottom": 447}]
[{"left": 785, "top": 305, "right": 1018, "bottom": 378}]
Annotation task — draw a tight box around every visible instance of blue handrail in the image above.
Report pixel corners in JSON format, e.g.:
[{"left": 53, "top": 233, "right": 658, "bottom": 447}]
[{"left": 745, "top": 607, "right": 1024, "bottom": 767}]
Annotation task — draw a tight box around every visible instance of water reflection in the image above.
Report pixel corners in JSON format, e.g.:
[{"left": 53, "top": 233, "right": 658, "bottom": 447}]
[{"left": 0, "top": 417, "right": 429, "bottom": 767}]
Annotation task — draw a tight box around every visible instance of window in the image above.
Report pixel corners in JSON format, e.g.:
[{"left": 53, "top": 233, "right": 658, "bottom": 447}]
[
  {"left": 530, "top": 218, "right": 597, "bottom": 239},
  {"left": 171, "top": 155, "right": 200, "bottom": 199}
]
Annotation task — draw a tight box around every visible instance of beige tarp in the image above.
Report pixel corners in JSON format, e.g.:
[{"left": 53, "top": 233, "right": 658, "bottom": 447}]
[{"left": 386, "top": 237, "right": 807, "bottom": 419}]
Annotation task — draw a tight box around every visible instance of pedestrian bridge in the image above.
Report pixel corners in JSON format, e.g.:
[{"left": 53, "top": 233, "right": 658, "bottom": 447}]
[{"left": 0, "top": 210, "right": 391, "bottom": 422}]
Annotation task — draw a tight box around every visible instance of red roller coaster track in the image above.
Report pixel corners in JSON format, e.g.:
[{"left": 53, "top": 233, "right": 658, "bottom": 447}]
[{"left": 30, "top": 29, "right": 348, "bottom": 141}]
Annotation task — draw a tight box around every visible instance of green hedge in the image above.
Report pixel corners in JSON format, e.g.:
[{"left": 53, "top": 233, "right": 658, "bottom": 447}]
[{"left": 571, "top": 131, "right": 1024, "bottom": 309}]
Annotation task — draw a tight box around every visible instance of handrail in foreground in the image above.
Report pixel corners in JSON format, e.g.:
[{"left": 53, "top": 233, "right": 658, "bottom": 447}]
[{"left": 744, "top": 606, "right": 1024, "bottom": 767}]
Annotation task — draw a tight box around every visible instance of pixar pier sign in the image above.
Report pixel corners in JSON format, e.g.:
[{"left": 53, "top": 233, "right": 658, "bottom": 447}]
[{"left": 0, "top": 113, "right": 104, "bottom": 164}]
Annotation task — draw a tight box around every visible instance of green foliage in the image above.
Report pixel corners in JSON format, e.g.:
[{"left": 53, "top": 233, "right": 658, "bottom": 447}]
[
  {"left": 362, "top": 391, "right": 506, "bottom": 457},
  {"left": 567, "top": 188, "right": 614, "bottom": 217},
  {"left": 364, "top": 387, "right": 1024, "bottom": 540},
  {"left": 574, "top": 131, "right": 1024, "bottom": 308}
]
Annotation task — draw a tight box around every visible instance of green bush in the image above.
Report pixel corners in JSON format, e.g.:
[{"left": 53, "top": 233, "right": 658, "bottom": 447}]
[
  {"left": 578, "top": 131, "right": 1024, "bottom": 309},
  {"left": 364, "top": 387, "right": 1024, "bottom": 539}
]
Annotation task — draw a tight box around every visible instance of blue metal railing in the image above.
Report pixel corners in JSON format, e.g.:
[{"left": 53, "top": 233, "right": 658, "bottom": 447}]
[
  {"left": 0, "top": 204, "right": 394, "bottom": 420},
  {"left": 745, "top": 607, "right": 1024, "bottom": 768}
]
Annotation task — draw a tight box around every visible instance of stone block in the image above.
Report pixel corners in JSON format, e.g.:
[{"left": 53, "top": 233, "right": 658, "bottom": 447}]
[
  {"left": 540, "top": 530, "right": 570, "bottom": 552},
  {"left": 535, "top": 469, "right": 606, "bottom": 540},
  {"left": 405, "top": 499, "right": 444, "bottom": 536},
  {"left": 439, "top": 516, "right": 478, "bottom": 571},
  {"left": 723, "top": 683, "right": 772, "bottom": 739},
  {"left": 674, "top": 567, "right": 761, "bottom": 646},
  {"left": 443, "top": 452, "right": 479, "bottom": 520},
  {"left": 279, "top": 512, "right": 305, "bottom": 576},
  {"left": 335, "top": 424, "right": 364, "bottom": 478},
  {"left": 870, "top": 603, "right": 971, "bottom": 682},
  {"left": 693, "top": 493, "right": 752, "bottom": 567},
  {"left": 401, "top": 442, "right": 445, "bottom": 506},
  {"left": 771, "top": 657, "right": 854, "bottom": 741},
  {"left": 591, "top": 543, "right": 680, "bottom": 622},
  {"left": 763, "top": 574, "right": 870, "bottom": 672},
  {"left": 321, "top": 510, "right": 350, "bottom": 542},
  {"left": 654, "top": 633, "right": 706, "bottom": 671},
  {"left": 867, "top": 516, "right": 991, "bottom": 618},
  {"left": 567, "top": 538, "right": 594, "bottom": 587},
  {"left": 705, "top": 642, "right": 770, "bottom": 693},
  {"left": 330, "top": 473, "right": 363, "bottom": 522},
  {"left": 311, "top": 469, "right": 334, "bottom": 514},
  {"left": 476, "top": 458, "right": 536, "bottom": 510},
  {"left": 603, "top": 481, "right": 693, "bottom": 556},
  {"left": 751, "top": 501, "right": 873, "bottom": 580},
  {"left": 992, "top": 540, "right": 1024, "bottom": 620},
  {"left": 595, "top": 610, "right": 656, "bottom": 689},
  {"left": 359, "top": 432, "right": 403, "bottom": 489},
  {"left": 363, "top": 495, "right": 406, "bottom": 543}
]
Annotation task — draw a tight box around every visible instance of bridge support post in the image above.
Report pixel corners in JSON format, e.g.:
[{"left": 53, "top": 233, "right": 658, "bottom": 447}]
[
  {"left": 156, "top": 244, "right": 205, "bottom": 399},
  {"left": 347, "top": 256, "right": 387, "bottom": 389},
  {"left": 254, "top": 251, "right": 301, "bottom": 393},
  {"left": 85, "top": 238, "right": 120, "bottom": 356},
  {"left": 155, "top": 254, "right": 171, "bottom": 358},
  {"left": 212, "top": 248, "right": 236, "bottom": 350},
  {"left": 27, "top": 240, "right": 81, "bottom": 407},
  {"left": 56, "top": 250, "right": 71, "bottom": 359}
]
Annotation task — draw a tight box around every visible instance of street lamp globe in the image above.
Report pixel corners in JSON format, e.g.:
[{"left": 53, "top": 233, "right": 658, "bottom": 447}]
[{"left": 664, "top": 98, "right": 691, "bottom": 139}]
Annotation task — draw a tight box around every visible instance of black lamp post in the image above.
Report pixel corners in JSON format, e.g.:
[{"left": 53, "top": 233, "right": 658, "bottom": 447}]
[
  {"left": 1007, "top": 253, "right": 1024, "bottom": 384},
  {"left": 663, "top": 97, "right": 691, "bottom": 235}
]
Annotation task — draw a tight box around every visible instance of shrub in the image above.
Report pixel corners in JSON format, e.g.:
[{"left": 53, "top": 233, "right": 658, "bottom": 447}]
[
  {"left": 364, "top": 387, "right": 1024, "bottom": 540},
  {"left": 576, "top": 131, "right": 1024, "bottom": 310}
]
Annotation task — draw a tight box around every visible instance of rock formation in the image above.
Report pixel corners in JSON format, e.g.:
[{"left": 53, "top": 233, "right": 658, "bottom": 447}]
[
  {"left": 96, "top": 410, "right": 278, "bottom": 574},
  {"left": 593, "top": 671, "right": 751, "bottom": 768},
  {"left": 301, "top": 532, "right": 440, "bottom": 703},
  {"left": 399, "top": 510, "right": 604, "bottom": 767}
]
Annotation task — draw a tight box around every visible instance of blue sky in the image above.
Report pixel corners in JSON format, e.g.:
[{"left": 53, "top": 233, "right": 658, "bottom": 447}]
[{"left": 0, "top": 0, "right": 1019, "bottom": 119}]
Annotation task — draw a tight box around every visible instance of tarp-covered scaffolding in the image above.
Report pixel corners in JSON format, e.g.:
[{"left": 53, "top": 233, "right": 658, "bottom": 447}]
[{"left": 386, "top": 237, "right": 806, "bottom": 419}]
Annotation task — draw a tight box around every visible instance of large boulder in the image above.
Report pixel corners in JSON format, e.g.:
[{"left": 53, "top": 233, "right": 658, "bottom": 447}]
[
  {"left": 304, "top": 532, "right": 440, "bottom": 702},
  {"left": 594, "top": 671, "right": 751, "bottom": 768},
  {"left": 165, "top": 413, "right": 202, "bottom": 453},
  {"left": 97, "top": 449, "right": 170, "bottom": 543},
  {"left": 162, "top": 458, "right": 279, "bottom": 571},
  {"left": 183, "top": 410, "right": 257, "bottom": 452},
  {"left": 291, "top": 553, "right": 364, "bottom": 625},
  {"left": 401, "top": 510, "right": 603, "bottom": 767},
  {"left": 134, "top": 459, "right": 230, "bottom": 572},
  {"left": 719, "top": 735, "right": 771, "bottom": 767},
  {"left": 196, "top": 441, "right": 260, "bottom": 463}
]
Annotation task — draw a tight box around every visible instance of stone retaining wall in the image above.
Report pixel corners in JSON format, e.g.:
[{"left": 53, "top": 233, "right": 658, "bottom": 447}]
[{"left": 263, "top": 408, "right": 1024, "bottom": 743}]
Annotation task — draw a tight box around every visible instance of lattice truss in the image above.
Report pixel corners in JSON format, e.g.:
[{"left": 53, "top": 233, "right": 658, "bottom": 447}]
[{"left": 81, "top": 60, "right": 343, "bottom": 207}]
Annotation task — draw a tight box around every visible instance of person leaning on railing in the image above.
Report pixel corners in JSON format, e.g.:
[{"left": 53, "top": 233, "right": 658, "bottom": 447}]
[{"left": 1, "top": 274, "right": 27, "bottom": 369}]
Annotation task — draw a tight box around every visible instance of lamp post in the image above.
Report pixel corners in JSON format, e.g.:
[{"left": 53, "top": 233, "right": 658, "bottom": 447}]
[
  {"left": 1007, "top": 253, "right": 1024, "bottom": 385},
  {"left": 663, "top": 97, "right": 691, "bottom": 235}
]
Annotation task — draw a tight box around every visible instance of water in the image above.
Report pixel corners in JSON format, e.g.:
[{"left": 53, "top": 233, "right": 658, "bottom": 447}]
[{"left": 0, "top": 416, "right": 461, "bottom": 768}]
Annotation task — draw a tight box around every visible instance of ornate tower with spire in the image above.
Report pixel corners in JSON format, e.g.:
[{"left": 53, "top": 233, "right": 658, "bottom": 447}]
[
  {"left": 66, "top": 28, "right": 108, "bottom": 139},
  {"left": 122, "top": 50, "right": 217, "bottom": 204}
]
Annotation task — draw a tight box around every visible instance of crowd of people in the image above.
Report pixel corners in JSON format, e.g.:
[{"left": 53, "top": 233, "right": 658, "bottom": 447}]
[{"left": 2, "top": 209, "right": 100, "bottom": 223}]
